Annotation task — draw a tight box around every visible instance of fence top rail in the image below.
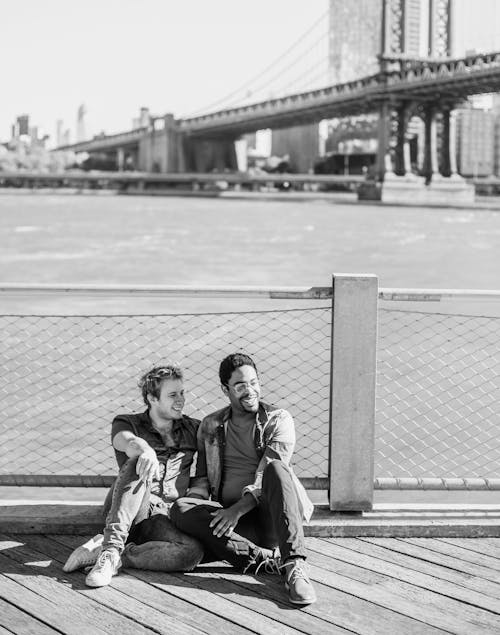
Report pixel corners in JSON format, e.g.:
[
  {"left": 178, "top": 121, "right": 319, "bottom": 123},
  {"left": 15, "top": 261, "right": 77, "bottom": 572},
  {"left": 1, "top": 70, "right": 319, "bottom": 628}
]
[
  {"left": 0, "top": 283, "right": 332, "bottom": 300},
  {"left": 379, "top": 288, "right": 500, "bottom": 301},
  {"left": 1, "top": 283, "right": 500, "bottom": 301}
]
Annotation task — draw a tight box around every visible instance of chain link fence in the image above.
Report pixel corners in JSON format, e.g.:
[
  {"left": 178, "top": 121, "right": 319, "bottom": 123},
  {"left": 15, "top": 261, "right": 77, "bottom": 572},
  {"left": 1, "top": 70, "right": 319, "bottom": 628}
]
[
  {"left": 376, "top": 307, "right": 500, "bottom": 482},
  {"left": 0, "top": 307, "right": 331, "bottom": 481},
  {"left": 1, "top": 291, "right": 500, "bottom": 490}
]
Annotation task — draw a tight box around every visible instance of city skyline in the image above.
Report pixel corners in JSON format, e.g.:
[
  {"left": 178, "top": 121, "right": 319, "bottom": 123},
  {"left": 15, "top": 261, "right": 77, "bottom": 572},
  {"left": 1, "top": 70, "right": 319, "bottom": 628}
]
[{"left": 2, "top": 0, "right": 500, "bottom": 145}]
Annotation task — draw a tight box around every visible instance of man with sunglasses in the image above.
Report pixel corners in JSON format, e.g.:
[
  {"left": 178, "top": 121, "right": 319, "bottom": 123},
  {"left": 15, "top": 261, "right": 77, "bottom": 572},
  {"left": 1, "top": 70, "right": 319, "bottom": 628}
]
[
  {"left": 170, "top": 353, "right": 317, "bottom": 606},
  {"left": 63, "top": 364, "right": 203, "bottom": 586}
]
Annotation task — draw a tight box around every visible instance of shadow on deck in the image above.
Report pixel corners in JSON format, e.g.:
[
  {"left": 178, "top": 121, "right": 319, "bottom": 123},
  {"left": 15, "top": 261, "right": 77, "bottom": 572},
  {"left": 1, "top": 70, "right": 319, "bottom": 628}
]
[{"left": 1, "top": 527, "right": 500, "bottom": 633}]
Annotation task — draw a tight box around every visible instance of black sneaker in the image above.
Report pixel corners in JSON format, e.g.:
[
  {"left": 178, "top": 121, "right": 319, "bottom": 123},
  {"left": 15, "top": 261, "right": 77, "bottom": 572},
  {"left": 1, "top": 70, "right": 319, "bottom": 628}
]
[{"left": 243, "top": 547, "right": 281, "bottom": 575}]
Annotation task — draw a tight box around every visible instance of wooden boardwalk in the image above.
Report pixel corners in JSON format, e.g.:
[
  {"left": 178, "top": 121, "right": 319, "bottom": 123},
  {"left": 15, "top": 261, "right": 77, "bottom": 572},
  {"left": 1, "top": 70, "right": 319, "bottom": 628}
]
[{"left": 1, "top": 534, "right": 500, "bottom": 634}]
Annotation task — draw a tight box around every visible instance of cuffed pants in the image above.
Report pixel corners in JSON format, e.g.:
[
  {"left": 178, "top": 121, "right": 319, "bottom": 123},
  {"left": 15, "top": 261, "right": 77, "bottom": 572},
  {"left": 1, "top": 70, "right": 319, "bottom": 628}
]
[
  {"left": 170, "top": 460, "right": 307, "bottom": 570},
  {"left": 102, "top": 458, "right": 203, "bottom": 571}
]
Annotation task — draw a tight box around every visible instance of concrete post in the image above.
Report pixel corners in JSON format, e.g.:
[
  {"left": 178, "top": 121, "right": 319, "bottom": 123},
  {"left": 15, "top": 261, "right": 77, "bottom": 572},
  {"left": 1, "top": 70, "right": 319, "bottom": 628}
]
[{"left": 329, "top": 274, "right": 378, "bottom": 512}]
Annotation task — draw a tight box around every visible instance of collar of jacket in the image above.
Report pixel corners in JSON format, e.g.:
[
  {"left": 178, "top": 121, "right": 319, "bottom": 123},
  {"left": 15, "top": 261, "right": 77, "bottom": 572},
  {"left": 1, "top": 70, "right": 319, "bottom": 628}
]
[
  {"left": 219, "top": 401, "right": 272, "bottom": 424},
  {"left": 217, "top": 401, "right": 273, "bottom": 457}
]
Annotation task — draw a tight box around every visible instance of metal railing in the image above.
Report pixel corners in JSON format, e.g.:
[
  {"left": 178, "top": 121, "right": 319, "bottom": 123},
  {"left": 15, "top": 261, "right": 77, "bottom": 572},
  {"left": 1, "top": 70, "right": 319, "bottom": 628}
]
[{"left": 1, "top": 278, "right": 499, "bottom": 509}]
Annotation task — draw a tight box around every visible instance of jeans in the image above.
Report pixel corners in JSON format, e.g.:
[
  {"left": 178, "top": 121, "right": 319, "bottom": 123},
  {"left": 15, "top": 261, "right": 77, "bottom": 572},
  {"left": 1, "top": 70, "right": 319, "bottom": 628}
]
[
  {"left": 102, "top": 458, "right": 203, "bottom": 572},
  {"left": 170, "top": 460, "right": 307, "bottom": 570}
]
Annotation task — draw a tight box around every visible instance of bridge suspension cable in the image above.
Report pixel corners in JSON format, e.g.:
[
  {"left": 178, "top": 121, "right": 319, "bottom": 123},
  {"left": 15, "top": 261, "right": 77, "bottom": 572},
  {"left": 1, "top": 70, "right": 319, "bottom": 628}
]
[{"left": 183, "top": 8, "right": 330, "bottom": 117}]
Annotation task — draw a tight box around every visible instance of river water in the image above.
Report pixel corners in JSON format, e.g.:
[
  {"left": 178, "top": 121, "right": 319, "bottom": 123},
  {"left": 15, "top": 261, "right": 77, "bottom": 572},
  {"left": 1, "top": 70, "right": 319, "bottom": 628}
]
[{"left": 1, "top": 192, "right": 498, "bottom": 291}]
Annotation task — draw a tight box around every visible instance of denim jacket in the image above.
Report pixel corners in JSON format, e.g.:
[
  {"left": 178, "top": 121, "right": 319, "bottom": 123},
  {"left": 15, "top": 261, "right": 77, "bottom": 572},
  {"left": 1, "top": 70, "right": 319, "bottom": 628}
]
[{"left": 187, "top": 401, "right": 313, "bottom": 521}]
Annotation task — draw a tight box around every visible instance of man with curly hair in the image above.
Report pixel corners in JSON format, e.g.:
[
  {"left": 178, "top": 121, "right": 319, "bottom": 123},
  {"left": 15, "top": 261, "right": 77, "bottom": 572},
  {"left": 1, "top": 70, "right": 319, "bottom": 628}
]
[
  {"left": 170, "top": 353, "right": 317, "bottom": 606},
  {"left": 63, "top": 364, "right": 203, "bottom": 587}
]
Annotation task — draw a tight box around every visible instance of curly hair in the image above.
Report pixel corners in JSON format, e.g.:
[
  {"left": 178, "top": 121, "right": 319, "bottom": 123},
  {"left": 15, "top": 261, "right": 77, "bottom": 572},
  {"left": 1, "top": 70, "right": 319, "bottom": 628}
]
[
  {"left": 138, "top": 365, "right": 183, "bottom": 406},
  {"left": 219, "top": 353, "right": 257, "bottom": 386}
]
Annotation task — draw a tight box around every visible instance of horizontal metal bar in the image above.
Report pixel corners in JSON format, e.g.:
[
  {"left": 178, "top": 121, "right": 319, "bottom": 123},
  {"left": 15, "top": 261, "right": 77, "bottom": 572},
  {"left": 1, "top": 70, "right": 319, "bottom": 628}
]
[
  {"left": 0, "top": 475, "right": 115, "bottom": 487},
  {"left": 5, "top": 474, "right": 500, "bottom": 491},
  {"left": 0, "top": 283, "right": 332, "bottom": 300},
  {"left": 1, "top": 283, "right": 500, "bottom": 301},
  {"left": 379, "top": 288, "right": 500, "bottom": 301},
  {"left": 0, "top": 474, "right": 329, "bottom": 490},
  {"left": 375, "top": 477, "right": 500, "bottom": 491}
]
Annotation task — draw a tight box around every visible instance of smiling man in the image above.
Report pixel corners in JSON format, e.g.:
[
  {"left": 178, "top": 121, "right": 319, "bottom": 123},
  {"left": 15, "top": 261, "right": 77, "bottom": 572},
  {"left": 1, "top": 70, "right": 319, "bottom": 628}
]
[
  {"left": 63, "top": 365, "right": 203, "bottom": 587},
  {"left": 170, "top": 353, "right": 317, "bottom": 606}
]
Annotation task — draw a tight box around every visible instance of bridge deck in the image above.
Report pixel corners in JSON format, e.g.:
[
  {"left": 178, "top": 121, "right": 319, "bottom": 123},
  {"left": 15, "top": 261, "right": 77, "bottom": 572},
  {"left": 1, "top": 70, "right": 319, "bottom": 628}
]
[{"left": 1, "top": 532, "right": 500, "bottom": 634}]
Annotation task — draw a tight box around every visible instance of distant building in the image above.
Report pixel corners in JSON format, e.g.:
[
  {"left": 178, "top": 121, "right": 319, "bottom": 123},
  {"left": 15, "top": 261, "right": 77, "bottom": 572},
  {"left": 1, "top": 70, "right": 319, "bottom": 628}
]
[
  {"left": 17, "top": 114, "right": 30, "bottom": 136},
  {"left": 11, "top": 114, "right": 30, "bottom": 139},
  {"left": 328, "top": 0, "right": 421, "bottom": 85},
  {"left": 56, "top": 119, "right": 64, "bottom": 147},
  {"left": 62, "top": 129, "right": 71, "bottom": 146},
  {"left": 76, "top": 104, "right": 87, "bottom": 142},
  {"left": 455, "top": 108, "right": 495, "bottom": 177}
]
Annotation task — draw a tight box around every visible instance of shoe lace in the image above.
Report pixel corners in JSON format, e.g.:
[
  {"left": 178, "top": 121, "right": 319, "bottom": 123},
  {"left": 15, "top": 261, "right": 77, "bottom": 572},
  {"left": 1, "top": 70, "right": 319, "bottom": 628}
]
[
  {"left": 93, "top": 549, "right": 115, "bottom": 570},
  {"left": 243, "top": 548, "right": 281, "bottom": 575},
  {"left": 282, "top": 559, "right": 309, "bottom": 583},
  {"left": 255, "top": 555, "right": 282, "bottom": 575}
]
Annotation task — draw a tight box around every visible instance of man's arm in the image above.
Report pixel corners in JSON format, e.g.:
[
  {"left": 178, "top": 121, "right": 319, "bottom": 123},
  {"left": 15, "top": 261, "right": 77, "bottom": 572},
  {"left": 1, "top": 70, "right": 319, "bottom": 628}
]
[
  {"left": 112, "top": 430, "right": 160, "bottom": 482},
  {"left": 185, "top": 423, "right": 210, "bottom": 499},
  {"left": 242, "top": 409, "right": 295, "bottom": 502}
]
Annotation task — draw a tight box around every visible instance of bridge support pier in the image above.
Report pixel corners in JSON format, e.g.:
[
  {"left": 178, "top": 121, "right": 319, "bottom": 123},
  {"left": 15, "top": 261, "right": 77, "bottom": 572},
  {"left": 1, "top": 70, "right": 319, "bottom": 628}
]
[
  {"left": 422, "top": 105, "right": 440, "bottom": 184},
  {"left": 117, "top": 148, "right": 125, "bottom": 172},
  {"left": 182, "top": 137, "right": 238, "bottom": 173},
  {"left": 359, "top": 100, "right": 474, "bottom": 206},
  {"left": 138, "top": 114, "right": 187, "bottom": 172}
]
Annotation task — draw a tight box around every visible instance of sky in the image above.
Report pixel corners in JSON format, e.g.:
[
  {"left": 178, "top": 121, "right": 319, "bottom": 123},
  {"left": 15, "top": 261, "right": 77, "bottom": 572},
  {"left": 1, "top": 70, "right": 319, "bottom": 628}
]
[{"left": 2, "top": 0, "right": 499, "bottom": 145}]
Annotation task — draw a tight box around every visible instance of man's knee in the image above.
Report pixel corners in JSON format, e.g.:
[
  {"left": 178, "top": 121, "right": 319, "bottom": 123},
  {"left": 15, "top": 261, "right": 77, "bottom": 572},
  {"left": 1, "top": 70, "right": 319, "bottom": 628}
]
[
  {"left": 171, "top": 498, "right": 219, "bottom": 532},
  {"left": 171, "top": 497, "right": 202, "bottom": 527}
]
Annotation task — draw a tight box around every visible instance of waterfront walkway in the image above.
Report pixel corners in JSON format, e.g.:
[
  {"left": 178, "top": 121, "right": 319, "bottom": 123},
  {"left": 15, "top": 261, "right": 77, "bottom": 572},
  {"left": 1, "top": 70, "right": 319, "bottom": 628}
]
[{"left": 1, "top": 530, "right": 500, "bottom": 633}]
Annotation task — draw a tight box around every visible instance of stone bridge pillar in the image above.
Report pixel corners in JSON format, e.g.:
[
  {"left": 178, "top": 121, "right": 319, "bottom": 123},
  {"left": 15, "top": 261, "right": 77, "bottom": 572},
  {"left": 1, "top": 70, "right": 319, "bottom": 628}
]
[
  {"left": 117, "top": 147, "right": 125, "bottom": 172},
  {"left": 439, "top": 104, "right": 459, "bottom": 177},
  {"left": 182, "top": 137, "right": 238, "bottom": 173},
  {"left": 422, "top": 105, "right": 439, "bottom": 184}
]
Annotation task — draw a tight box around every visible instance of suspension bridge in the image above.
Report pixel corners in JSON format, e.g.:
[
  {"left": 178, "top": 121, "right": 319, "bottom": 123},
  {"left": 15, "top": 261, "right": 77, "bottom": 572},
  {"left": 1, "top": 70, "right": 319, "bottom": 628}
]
[{"left": 56, "top": 0, "right": 500, "bottom": 203}]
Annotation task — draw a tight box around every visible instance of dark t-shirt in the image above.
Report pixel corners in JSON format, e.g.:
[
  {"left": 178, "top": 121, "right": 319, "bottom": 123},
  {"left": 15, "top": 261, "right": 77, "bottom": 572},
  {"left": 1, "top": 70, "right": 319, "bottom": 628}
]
[{"left": 111, "top": 410, "right": 199, "bottom": 502}]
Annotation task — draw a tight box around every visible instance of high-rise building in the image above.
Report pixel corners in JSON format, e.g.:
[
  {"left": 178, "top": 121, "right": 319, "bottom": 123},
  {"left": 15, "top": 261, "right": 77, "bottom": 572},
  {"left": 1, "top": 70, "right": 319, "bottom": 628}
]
[
  {"left": 328, "top": 0, "right": 422, "bottom": 85},
  {"left": 17, "top": 114, "right": 30, "bottom": 136},
  {"left": 456, "top": 108, "right": 495, "bottom": 177},
  {"left": 56, "top": 119, "right": 64, "bottom": 147},
  {"left": 76, "top": 104, "right": 87, "bottom": 142}
]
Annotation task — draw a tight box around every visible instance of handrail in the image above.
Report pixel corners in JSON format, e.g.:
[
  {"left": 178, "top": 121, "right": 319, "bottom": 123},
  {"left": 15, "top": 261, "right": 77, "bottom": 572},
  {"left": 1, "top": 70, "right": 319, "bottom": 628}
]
[
  {"left": 3, "top": 474, "right": 498, "bottom": 491},
  {"left": 379, "top": 288, "right": 500, "bottom": 301},
  {"left": 0, "top": 474, "right": 328, "bottom": 490},
  {"left": 0, "top": 283, "right": 332, "bottom": 300},
  {"left": 0, "top": 170, "right": 363, "bottom": 184},
  {"left": 1, "top": 283, "right": 500, "bottom": 301},
  {"left": 375, "top": 477, "right": 500, "bottom": 491}
]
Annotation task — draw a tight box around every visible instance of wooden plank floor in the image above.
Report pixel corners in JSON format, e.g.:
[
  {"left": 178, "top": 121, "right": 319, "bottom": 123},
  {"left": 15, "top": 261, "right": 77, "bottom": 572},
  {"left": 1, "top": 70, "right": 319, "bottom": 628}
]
[{"left": 1, "top": 534, "right": 500, "bottom": 634}]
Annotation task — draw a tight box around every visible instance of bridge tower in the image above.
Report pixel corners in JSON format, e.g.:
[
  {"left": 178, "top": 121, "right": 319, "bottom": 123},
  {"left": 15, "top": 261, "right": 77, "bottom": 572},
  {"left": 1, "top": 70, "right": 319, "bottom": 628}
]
[
  {"left": 367, "top": 0, "right": 474, "bottom": 203},
  {"left": 377, "top": 0, "right": 452, "bottom": 181}
]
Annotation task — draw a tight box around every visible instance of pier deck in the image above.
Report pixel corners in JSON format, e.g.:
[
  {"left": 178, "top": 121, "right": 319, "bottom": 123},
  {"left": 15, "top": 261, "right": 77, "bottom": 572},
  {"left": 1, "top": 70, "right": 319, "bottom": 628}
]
[{"left": 1, "top": 513, "right": 500, "bottom": 634}]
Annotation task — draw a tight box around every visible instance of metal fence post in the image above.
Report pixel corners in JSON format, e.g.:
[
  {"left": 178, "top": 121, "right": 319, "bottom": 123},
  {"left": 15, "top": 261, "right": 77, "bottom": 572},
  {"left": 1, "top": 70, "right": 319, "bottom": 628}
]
[{"left": 329, "top": 273, "right": 378, "bottom": 511}]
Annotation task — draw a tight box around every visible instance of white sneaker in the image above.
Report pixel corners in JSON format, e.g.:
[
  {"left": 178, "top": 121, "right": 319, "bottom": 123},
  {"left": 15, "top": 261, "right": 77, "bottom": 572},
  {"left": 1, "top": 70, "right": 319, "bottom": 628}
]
[
  {"left": 85, "top": 549, "right": 121, "bottom": 587},
  {"left": 62, "top": 534, "right": 103, "bottom": 572}
]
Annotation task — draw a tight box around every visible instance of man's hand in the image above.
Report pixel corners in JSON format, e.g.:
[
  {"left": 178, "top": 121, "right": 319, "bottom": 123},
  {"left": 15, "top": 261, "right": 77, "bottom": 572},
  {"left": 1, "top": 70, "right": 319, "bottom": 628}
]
[
  {"left": 135, "top": 446, "right": 160, "bottom": 483},
  {"left": 209, "top": 506, "right": 242, "bottom": 538}
]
